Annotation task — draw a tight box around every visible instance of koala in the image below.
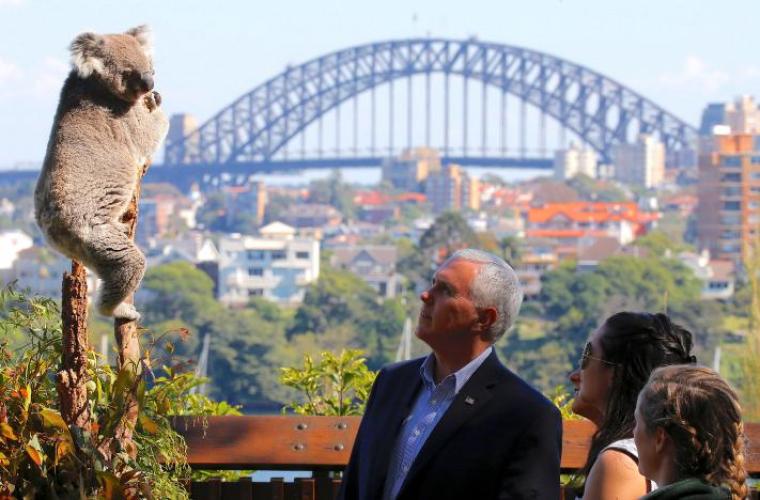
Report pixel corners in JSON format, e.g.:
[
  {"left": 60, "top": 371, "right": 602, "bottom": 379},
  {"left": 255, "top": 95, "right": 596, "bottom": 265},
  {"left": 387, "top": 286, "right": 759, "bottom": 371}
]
[{"left": 34, "top": 26, "right": 169, "bottom": 321}]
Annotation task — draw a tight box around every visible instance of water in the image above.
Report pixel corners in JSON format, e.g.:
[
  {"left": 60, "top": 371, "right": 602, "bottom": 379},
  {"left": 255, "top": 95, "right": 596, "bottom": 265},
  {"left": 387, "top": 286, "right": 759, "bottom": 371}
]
[{"left": 248, "top": 166, "right": 550, "bottom": 187}]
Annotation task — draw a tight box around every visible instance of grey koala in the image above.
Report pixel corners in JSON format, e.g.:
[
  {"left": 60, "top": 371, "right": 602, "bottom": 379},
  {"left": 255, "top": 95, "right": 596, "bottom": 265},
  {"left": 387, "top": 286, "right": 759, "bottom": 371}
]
[{"left": 34, "top": 26, "right": 169, "bottom": 321}]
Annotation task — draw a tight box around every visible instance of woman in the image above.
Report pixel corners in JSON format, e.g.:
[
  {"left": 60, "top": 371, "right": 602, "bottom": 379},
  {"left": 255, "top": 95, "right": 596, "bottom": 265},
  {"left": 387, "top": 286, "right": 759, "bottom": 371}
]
[
  {"left": 634, "top": 365, "right": 747, "bottom": 500},
  {"left": 568, "top": 312, "right": 696, "bottom": 499}
]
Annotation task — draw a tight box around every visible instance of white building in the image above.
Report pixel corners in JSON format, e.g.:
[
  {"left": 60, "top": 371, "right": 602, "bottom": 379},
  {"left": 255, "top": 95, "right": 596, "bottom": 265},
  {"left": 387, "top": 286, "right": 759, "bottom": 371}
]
[
  {"left": 217, "top": 222, "right": 319, "bottom": 306},
  {"left": 678, "top": 250, "right": 735, "bottom": 301},
  {"left": 0, "top": 230, "right": 33, "bottom": 271},
  {"left": 553, "top": 143, "right": 597, "bottom": 180},
  {"left": 612, "top": 134, "right": 665, "bottom": 189},
  {"left": 10, "top": 247, "right": 99, "bottom": 300}
]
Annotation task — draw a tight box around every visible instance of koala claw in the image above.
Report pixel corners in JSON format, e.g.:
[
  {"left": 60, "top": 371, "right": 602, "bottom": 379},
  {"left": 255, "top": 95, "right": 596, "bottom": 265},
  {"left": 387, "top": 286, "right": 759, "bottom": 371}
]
[
  {"left": 144, "top": 91, "right": 161, "bottom": 111},
  {"left": 110, "top": 302, "right": 141, "bottom": 322}
]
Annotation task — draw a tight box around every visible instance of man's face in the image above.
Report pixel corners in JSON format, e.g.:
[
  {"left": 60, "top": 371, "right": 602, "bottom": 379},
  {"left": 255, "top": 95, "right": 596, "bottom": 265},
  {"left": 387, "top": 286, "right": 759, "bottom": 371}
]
[{"left": 416, "top": 258, "right": 481, "bottom": 346}]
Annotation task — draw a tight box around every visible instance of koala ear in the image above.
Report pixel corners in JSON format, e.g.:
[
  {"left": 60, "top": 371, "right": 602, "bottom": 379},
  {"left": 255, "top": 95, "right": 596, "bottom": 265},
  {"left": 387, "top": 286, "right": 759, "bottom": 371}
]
[
  {"left": 125, "top": 25, "right": 153, "bottom": 56},
  {"left": 70, "top": 32, "right": 105, "bottom": 78}
]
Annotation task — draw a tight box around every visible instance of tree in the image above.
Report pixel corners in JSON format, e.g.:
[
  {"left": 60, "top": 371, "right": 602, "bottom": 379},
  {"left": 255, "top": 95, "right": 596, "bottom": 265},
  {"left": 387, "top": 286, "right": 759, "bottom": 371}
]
[
  {"left": 140, "top": 261, "right": 219, "bottom": 332},
  {"left": 287, "top": 264, "right": 405, "bottom": 369},
  {"left": 567, "top": 174, "right": 629, "bottom": 202},
  {"left": 498, "top": 235, "right": 523, "bottom": 267},
  {"left": 418, "top": 212, "right": 479, "bottom": 258},
  {"left": 398, "top": 212, "right": 481, "bottom": 287},
  {"left": 634, "top": 230, "right": 691, "bottom": 256},
  {"left": 308, "top": 170, "right": 356, "bottom": 220}
]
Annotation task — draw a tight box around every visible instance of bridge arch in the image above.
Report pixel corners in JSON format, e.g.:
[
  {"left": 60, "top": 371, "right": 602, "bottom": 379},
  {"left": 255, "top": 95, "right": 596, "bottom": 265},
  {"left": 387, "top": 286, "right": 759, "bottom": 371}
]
[{"left": 164, "top": 38, "right": 696, "bottom": 166}]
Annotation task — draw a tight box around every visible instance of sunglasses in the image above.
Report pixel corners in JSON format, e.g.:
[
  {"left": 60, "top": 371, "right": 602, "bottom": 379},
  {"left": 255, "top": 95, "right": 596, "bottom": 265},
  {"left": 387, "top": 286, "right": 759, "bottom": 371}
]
[{"left": 580, "top": 341, "right": 617, "bottom": 370}]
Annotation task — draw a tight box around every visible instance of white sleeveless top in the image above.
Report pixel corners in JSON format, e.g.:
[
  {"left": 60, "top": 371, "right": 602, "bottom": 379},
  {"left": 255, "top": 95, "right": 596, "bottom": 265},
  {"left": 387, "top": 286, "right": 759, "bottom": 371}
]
[
  {"left": 603, "top": 438, "right": 640, "bottom": 459},
  {"left": 576, "top": 438, "right": 656, "bottom": 499}
]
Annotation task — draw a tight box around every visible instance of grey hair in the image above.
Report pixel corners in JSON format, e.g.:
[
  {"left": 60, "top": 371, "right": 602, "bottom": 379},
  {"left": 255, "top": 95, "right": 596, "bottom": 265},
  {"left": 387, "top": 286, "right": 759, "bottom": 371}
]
[{"left": 444, "top": 248, "right": 523, "bottom": 341}]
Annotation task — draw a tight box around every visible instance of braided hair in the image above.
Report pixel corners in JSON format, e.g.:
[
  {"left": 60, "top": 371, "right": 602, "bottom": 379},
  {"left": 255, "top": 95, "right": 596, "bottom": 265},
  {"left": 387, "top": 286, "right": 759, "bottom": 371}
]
[
  {"left": 576, "top": 312, "right": 696, "bottom": 493},
  {"left": 638, "top": 365, "right": 747, "bottom": 499}
]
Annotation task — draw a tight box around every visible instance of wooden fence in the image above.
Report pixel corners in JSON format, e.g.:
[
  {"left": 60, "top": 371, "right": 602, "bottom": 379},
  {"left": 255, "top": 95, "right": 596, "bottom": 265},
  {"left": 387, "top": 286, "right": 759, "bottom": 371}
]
[{"left": 174, "top": 416, "right": 760, "bottom": 500}]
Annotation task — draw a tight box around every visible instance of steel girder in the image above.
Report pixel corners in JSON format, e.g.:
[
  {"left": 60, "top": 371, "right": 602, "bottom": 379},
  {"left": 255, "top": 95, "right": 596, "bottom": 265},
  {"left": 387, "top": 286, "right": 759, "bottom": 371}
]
[{"left": 164, "top": 38, "right": 697, "bottom": 165}]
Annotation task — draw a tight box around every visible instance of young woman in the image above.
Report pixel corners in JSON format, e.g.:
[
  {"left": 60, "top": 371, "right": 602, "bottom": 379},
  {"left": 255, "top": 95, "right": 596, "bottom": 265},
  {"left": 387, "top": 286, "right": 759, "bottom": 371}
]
[
  {"left": 568, "top": 312, "right": 696, "bottom": 499},
  {"left": 634, "top": 365, "right": 747, "bottom": 500}
]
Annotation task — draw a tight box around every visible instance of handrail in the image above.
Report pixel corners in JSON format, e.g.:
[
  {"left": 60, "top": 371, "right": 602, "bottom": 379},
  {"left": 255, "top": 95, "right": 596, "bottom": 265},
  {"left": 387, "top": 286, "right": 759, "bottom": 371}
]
[{"left": 173, "top": 416, "right": 760, "bottom": 474}]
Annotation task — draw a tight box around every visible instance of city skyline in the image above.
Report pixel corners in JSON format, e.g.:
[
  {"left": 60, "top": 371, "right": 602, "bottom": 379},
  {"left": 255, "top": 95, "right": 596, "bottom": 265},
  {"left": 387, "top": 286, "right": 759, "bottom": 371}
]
[{"left": 1, "top": 0, "right": 759, "bottom": 167}]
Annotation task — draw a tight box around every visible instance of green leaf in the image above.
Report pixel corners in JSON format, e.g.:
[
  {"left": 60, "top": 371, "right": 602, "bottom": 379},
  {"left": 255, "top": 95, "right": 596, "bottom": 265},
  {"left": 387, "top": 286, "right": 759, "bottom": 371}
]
[{"left": 39, "top": 407, "right": 69, "bottom": 433}]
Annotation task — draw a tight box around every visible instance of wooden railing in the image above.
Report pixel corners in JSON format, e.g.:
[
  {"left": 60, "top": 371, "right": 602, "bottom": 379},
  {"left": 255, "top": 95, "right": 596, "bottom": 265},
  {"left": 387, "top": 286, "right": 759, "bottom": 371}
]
[{"left": 174, "top": 416, "right": 760, "bottom": 499}]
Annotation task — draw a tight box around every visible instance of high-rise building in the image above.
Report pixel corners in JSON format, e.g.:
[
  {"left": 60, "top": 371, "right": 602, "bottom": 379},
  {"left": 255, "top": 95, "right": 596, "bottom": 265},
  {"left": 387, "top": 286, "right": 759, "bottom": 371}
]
[
  {"left": 696, "top": 132, "right": 760, "bottom": 264},
  {"left": 612, "top": 134, "right": 665, "bottom": 188},
  {"left": 167, "top": 113, "right": 199, "bottom": 163},
  {"left": 726, "top": 96, "right": 760, "bottom": 134},
  {"left": 224, "top": 181, "right": 268, "bottom": 226},
  {"left": 553, "top": 143, "right": 598, "bottom": 180},
  {"left": 424, "top": 164, "right": 480, "bottom": 214},
  {"left": 381, "top": 147, "right": 441, "bottom": 192},
  {"left": 699, "top": 96, "right": 760, "bottom": 136}
]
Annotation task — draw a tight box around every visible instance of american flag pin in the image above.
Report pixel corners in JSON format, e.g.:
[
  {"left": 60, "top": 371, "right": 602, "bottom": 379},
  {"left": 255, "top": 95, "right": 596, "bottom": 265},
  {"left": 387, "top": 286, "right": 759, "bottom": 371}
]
[{"left": 464, "top": 396, "right": 475, "bottom": 405}]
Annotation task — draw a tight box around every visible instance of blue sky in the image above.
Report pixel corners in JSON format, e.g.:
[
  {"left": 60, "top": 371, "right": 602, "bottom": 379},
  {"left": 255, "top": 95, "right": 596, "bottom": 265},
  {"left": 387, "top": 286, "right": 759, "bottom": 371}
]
[{"left": 1, "top": 0, "right": 759, "bottom": 167}]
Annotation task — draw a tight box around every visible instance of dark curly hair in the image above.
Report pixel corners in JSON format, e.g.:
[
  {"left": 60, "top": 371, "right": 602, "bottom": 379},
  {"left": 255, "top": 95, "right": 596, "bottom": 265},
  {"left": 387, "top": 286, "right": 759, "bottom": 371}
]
[{"left": 575, "top": 311, "right": 695, "bottom": 493}]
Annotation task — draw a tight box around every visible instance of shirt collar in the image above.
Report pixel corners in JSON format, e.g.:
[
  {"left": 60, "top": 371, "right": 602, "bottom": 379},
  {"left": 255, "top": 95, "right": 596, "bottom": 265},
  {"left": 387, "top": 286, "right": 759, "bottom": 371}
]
[{"left": 419, "top": 346, "right": 493, "bottom": 394}]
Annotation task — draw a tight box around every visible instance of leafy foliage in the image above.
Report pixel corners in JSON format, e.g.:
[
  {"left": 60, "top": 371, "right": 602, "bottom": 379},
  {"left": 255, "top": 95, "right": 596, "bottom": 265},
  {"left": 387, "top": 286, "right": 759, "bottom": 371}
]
[
  {"left": 547, "top": 386, "right": 582, "bottom": 421},
  {"left": 280, "top": 349, "right": 376, "bottom": 416},
  {"left": 398, "top": 211, "right": 480, "bottom": 287},
  {"left": 307, "top": 170, "right": 356, "bottom": 220},
  {"left": 0, "top": 284, "right": 245, "bottom": 497}
]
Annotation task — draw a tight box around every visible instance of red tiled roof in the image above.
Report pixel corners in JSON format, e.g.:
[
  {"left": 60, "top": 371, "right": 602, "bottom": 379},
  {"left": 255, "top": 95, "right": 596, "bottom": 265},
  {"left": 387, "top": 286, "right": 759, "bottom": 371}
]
[
  {"left": 526, "top": 229, "right": 612, "bottom": 239},
  {"left": 354, "top": 190, "right": 392, "bottom": 206},
  {"left": 394, "top": 192, "right": 427, "bottom": 203},
  {"left": 527, "top": 202, "right": 658, "bottom": 225}
]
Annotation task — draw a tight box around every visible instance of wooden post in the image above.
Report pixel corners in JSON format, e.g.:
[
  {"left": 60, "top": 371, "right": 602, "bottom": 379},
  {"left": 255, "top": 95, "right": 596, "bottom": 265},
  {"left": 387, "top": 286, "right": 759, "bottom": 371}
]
[
  {"left": 113, "top": 163, "right": 149, "bottom": 457},
  {"left": 58, "top": 260, "right": 91, "bottom": 430}
]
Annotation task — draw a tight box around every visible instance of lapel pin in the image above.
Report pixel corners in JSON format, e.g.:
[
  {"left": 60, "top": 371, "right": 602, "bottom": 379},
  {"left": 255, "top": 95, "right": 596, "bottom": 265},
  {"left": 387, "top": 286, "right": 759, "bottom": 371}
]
[{"left": 464, "top": 396, "right": 475, "bottom": 405}]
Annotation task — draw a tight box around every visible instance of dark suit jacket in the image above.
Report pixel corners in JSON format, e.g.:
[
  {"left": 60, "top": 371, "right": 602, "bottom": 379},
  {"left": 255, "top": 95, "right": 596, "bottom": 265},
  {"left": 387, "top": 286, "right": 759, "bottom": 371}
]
[{"left": 339, "top": 350, "right": 562, "bottom": 500}]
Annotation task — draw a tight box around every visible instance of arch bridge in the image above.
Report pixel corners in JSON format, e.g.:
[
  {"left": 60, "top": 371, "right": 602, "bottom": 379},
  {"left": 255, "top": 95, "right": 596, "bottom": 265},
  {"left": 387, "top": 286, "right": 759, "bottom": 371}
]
[{"left": 162, "top": 38, "right": 697, "bottom": 176}]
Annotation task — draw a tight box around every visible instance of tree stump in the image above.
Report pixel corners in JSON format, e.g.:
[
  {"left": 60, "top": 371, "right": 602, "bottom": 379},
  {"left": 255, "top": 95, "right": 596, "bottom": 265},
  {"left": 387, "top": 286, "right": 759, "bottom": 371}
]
[
  {"left": 58, "top": 260, "right": 91, "bottom": 431},
  {"left": 113, "top": 162, "right": 149, "bottom": 457}
]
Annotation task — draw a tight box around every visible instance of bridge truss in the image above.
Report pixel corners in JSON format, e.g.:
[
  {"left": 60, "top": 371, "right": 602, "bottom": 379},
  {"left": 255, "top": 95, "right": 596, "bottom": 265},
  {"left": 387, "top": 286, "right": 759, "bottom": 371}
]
[{"left": 164, "top": 38, "right": 697, "bottom": 169}]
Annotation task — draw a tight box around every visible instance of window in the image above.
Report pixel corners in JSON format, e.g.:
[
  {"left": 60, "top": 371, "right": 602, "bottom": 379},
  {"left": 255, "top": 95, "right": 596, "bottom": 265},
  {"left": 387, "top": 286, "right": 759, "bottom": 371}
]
[
  {"left": 721, "top": 156, "right": 742, "bottom": 167},
  {"left": 721, "top": 172, "right": 741, "bottom": 182},
  {"left": 723, "top": 201, "right": 741, "bottom": 211},
  {"left": 248, "top": 267, "right": 263, "bottom": 276},
  {"left": 721, "top": 230, "right": 741, "bottom": 240},
  {"left": 248, "top": 289, "right": 264, "bottom": 297},
  {"left": 723, "top": 186, "right": 742, "bottom": 197},
  {"left": 296, "top": 251, "right": 310, "bottom": 259},
  {"left": 752, "top": 155, "right": 760, "bottom": 165},
  {"left": 247, "top": 250, "right": 265, "bottom": 260},
  {"left": 271, "top": 251, "right": 287, "bottom": 260},
  {"left": 751, "top": 172, "right": 760, "bottom": 181},
  {"left": 721, "top": 243, "right": 740, "bottom": 253}
]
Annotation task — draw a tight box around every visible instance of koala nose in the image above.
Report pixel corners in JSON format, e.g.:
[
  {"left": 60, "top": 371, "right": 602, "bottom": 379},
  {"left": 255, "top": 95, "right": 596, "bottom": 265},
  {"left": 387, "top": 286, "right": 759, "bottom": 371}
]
[{"left": 140, "top": 72, "right": 154, "bottom": 92}]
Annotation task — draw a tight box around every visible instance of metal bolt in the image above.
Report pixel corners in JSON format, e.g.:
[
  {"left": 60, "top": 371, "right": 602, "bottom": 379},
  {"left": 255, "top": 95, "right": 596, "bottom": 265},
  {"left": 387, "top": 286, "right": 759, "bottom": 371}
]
[
  {"left": 334, "top": 443, "right": 345, "bottom": 451},
  {"left": 336, "top": 422, "right": 348, "bottom": 430},
  {"left": 293, "top": 443, "right": 305, "bottom": 451},
  {"left": 296, "top": 422, "right": 308, "bottom": 430}
]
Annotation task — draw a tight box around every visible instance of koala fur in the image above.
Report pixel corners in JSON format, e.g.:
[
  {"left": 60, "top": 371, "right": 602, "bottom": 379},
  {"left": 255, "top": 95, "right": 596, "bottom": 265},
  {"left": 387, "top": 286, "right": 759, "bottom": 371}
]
[{"left": 34, "top": 26, "right": 169, "bottom": 321}]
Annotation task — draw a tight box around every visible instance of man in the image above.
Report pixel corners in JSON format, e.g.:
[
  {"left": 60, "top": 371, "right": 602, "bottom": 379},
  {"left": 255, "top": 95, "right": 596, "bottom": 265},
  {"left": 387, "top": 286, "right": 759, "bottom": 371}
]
[{"left": 339, "top": 249, "right": 562, "bottom": 500}]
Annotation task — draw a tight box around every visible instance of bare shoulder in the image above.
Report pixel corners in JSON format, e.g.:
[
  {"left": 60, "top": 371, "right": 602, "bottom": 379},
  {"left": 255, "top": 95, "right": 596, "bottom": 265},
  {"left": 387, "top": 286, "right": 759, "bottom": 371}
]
[{"left": 583, "top": 449, "right": 648, "bottom": 500}]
